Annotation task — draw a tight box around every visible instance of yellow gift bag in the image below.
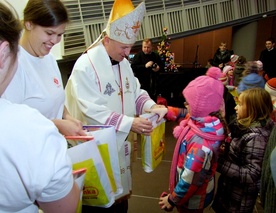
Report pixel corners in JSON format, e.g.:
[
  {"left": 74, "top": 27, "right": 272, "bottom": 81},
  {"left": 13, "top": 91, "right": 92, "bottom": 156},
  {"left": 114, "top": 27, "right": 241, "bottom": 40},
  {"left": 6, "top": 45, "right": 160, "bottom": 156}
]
[{"left": 140, "top": 113, "right": 166, "bottom": 173}]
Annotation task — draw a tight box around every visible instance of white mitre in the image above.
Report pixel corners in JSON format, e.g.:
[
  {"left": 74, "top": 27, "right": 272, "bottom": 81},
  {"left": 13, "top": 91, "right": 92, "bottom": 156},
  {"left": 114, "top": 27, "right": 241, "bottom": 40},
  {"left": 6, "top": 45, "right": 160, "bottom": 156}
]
[{"left": 85, "top": 0, "right": 146, "bottom": 52}]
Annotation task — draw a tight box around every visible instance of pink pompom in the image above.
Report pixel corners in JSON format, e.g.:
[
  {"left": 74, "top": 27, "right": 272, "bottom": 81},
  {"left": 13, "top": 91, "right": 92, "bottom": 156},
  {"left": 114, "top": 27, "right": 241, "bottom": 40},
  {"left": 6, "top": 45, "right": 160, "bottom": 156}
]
[
  {"left": 173, "top": 125, "right": 183, "bottom": 138},
  {"left": 206, "top": 67, "right": 222, "bottom": 80}
]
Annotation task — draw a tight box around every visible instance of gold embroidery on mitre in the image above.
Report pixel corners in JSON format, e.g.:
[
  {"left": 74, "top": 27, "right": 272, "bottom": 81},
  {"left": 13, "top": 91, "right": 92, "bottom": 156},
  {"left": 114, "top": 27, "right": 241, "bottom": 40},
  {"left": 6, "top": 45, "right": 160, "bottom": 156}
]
[
  {"left": 107, "top": 1, "right": 145, "bottom": 44},
  {"left": 114, "top": 20, "right": 141, "bottom": 40}
]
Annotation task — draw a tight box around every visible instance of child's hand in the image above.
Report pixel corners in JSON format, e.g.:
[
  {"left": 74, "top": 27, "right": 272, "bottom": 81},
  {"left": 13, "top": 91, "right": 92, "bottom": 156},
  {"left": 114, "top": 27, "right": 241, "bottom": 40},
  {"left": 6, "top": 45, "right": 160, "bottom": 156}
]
[
  {"left": 145, "top": 107, "right": 168, "bottom": 122},
  {"left": 159, "top": 193, "right": 174, "bottom": 212}
]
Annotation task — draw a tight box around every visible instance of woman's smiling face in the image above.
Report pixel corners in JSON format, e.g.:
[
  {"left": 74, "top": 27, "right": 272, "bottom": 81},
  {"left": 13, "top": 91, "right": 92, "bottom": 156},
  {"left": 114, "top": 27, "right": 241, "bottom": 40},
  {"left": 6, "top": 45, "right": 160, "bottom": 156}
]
[{"left": 24, "top": 22, "right": 66, "bottom": 57}]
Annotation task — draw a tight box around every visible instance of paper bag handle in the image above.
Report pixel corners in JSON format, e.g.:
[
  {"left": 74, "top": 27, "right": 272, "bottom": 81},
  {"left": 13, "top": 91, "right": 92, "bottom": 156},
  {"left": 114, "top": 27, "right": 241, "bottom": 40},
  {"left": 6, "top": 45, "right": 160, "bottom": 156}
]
[{"left": 65, "top": 136, "right": 94, "bottom": 140}]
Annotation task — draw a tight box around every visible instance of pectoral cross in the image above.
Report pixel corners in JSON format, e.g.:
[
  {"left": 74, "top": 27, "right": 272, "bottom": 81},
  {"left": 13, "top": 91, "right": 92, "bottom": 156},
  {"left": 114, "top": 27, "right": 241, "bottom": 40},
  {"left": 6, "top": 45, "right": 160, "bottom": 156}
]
[
  {"left": 115, "top": 80, "right": 122, "bottom": 97},
  {"left": 118, "top": 87, "right": 122, "bottom": 96}
]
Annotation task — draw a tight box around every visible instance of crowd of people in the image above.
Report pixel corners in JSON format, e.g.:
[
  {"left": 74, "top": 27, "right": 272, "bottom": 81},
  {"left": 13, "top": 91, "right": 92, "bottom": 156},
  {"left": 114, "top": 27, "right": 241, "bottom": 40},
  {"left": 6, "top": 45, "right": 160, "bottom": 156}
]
[{"left": 1, "top": 0, "right": 276, "bottom": 213}]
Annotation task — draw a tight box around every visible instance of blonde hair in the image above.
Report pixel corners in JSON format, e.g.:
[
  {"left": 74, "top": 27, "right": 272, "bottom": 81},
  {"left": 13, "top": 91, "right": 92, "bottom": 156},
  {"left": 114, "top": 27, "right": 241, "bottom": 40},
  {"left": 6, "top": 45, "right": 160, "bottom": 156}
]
[{"left": 238, "top": 88, "right": 273, "bottom": 128}]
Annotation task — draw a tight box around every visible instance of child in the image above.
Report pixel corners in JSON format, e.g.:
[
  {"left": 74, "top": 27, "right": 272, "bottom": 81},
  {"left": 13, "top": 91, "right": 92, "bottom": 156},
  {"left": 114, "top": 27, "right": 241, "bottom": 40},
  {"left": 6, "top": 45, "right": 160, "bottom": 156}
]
[
  {"left": 205, "top": 58, "right": 213, "bottom": 68},
  {"left": 212, "top": 88, "right": 274, "bottom": 213},
  {"left": 264, "top": 78, "right": 276, "bottom": 122},
  {"left": 228, "top": 54, "right": 239, "bottom": 67},
  {"left": 256, "top": 60, "right": 265, "bottom": 78},
  {"left": 223, "top": 65, "right": 235, "bottom": 86},
  {"left": 237, "top": 61, "right": 265, "bottom": 94},
  {"left": 234, "top": 55, "right": 247, "bottom": 86},
  {"left": 159, "top": 70, "right": 228, "bottom": 213}
]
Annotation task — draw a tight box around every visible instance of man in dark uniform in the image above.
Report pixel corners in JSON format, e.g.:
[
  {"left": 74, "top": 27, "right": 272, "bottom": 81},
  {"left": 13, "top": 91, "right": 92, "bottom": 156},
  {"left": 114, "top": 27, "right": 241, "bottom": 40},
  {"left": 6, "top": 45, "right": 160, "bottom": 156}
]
[
  {"left": 259, "top": 37, "right": 276, "bottom": 80},
  {"left": 131, "top": 38, "right": 163, "bottom": 100}
]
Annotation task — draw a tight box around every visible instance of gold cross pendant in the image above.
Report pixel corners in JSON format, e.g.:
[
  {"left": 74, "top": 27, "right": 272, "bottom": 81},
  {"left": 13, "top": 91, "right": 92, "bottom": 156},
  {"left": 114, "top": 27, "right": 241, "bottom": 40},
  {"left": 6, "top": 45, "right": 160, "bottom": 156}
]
[{"left": 118, "top": 88, "right": 122, "bottom": 96}]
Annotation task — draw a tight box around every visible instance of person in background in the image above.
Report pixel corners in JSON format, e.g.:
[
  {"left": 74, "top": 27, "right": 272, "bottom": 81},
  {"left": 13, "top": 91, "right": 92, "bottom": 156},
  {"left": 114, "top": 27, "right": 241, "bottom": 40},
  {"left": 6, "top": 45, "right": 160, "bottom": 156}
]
[
  {"left": 1, "top": 0, "right": 85, "bottom": 137},
  {"left": 219, "top": 72, "right": 237, "bottom": 124},
  {"left": 64, "top": 0, "right": 167, "bottom": 212},
  {"left": 212, "top": 88, "right": 274, "bottom": 213},
  {"left": 233, "top": 55, "right": 247, "bottom": 87},
  {"left": 223, "top": 65, "right": 235, "bottom": 86},
  {"left": 260, "top": 125, "right": 276, "bottom": 213},
  {"left": 0, "top": 1, "right": 80, "bottom": 212},
  {"left": 212, "top": 41, "right": 234, "bottom": 70},
  {"left": 158, "top": 68, "right": 228, "bottom": 213},
  {"left": 264, "top": 77, "right": 276, "bottom": 122},
  {"left": 259, "top": 37, "right": 276, "bottom": 80},
  {"left": 228, "top": 54, "right": 239, "bottom": 67},
  {"left": 131, "top": 38, "right": 163, "bottom": 100},
  {"left": 237, "top": 61, "right": 265, "bottom": 94},
  {"left": 205, "top": 58, "right": 213, "bottom": 68},
  {"left": 256, "top": 60, "right": 264, "bottom": 77}
]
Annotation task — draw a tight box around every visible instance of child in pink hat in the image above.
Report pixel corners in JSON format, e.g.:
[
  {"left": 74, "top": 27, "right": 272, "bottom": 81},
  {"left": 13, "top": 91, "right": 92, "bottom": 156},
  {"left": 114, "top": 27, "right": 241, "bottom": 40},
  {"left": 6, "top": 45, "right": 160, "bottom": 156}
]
[
  {"left": 223, "top": 65, "right": 235, "bottom": 86},
  {"left": 159, "top": 67, "right": 228, "bottom": 213}
]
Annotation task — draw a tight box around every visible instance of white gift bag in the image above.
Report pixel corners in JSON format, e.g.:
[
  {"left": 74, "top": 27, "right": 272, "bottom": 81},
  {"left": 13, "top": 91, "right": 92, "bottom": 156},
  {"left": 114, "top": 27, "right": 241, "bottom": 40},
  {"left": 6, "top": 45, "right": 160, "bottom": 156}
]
[
  {"left": 84, "top": 125, "right": 123, "bottom": 197},
  {"left": 67, "top": 140, "right": 115, "bottom": 208}
]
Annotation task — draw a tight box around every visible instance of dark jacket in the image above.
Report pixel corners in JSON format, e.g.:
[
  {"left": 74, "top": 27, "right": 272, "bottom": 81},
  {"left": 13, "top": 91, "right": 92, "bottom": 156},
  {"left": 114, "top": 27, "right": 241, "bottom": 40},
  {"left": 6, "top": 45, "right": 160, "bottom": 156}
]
[
  {"left": 131, "top": 51, "right": 163, "bottom": 98},
  {"left": 213, "top": 49, "right": 233, "bottom": 68},
  {"left": 259, "top": 48, "right": 276, "bottom": 79},
  {"left": 234, "top": 64, "right": 245, "bottom": 87},
  {"left": 212, "top": 119, "right": 274, "bottom": 213},
  {"left": 261, "top": 126, "right": 276, "bottom": 213}
]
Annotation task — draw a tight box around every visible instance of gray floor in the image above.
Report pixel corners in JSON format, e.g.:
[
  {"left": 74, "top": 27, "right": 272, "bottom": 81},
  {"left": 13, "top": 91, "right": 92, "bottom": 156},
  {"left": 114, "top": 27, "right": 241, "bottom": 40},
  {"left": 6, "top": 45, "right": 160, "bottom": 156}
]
[{"left": 128, "top": 121, "right": 264, "bottom": 213}]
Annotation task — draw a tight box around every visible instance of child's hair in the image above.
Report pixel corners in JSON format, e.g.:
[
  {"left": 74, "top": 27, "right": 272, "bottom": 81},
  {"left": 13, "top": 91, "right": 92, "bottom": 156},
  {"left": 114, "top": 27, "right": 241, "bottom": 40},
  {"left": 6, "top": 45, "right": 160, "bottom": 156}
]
[
  {"left": 243, "top": 61, "right": 259, "bottom": 76},
  {"left": 238, "top": 88, "right": 273, "bottom": 128},
  {"left": 237, "top": 61, "right": 265, "bottom": 94},
  {"left": 236, "top": 55, "right": 246, "bottom": 65}
]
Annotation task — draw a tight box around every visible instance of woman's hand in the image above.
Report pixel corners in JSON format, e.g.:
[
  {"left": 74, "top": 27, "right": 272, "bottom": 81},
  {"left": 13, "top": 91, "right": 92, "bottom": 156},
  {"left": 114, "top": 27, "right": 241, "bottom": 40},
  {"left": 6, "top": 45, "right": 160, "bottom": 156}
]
[{"left": 52, "top": 119, "right": 86, "bottom": 136}]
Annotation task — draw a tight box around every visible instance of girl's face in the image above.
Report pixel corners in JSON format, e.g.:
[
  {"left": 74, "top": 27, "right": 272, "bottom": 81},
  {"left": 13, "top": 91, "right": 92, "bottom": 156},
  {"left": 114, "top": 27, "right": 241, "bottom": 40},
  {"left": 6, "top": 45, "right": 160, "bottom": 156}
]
[
  {"left": 24, "top": 21, "right": 66, "bottom": 57},
  {"left": 235, "top": 93, "right": 247, "bottom": 120},
  {"left": 228, "top": 69, "right": 234, "bottom": 76}
]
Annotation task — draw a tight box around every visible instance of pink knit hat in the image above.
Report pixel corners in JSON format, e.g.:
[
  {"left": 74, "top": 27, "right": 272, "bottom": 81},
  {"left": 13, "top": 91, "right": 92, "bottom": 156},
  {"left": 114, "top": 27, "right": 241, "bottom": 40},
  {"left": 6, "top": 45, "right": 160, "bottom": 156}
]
[
  {"left": 206, "top": 66, "right": 227, "bottom": 86},
  {"left": 206, "top": 66, "right": 222, "bottom": 78},
  {"left": 184, "top": 67, "right": 224, "bottom": 117},
  {"left": 223, "top": 65, "right": 234, "bottom": 74}
]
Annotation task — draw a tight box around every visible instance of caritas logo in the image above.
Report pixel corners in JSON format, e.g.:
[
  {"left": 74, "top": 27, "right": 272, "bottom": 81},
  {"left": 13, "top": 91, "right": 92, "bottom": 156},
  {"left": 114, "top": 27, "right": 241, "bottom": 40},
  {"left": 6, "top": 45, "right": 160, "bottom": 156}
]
[
  {"left": 53, "top": 77, "right": 61, "bottom": 88},
  {"left": 83, "top": 186, "right": 99, "bottom": 199}
]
